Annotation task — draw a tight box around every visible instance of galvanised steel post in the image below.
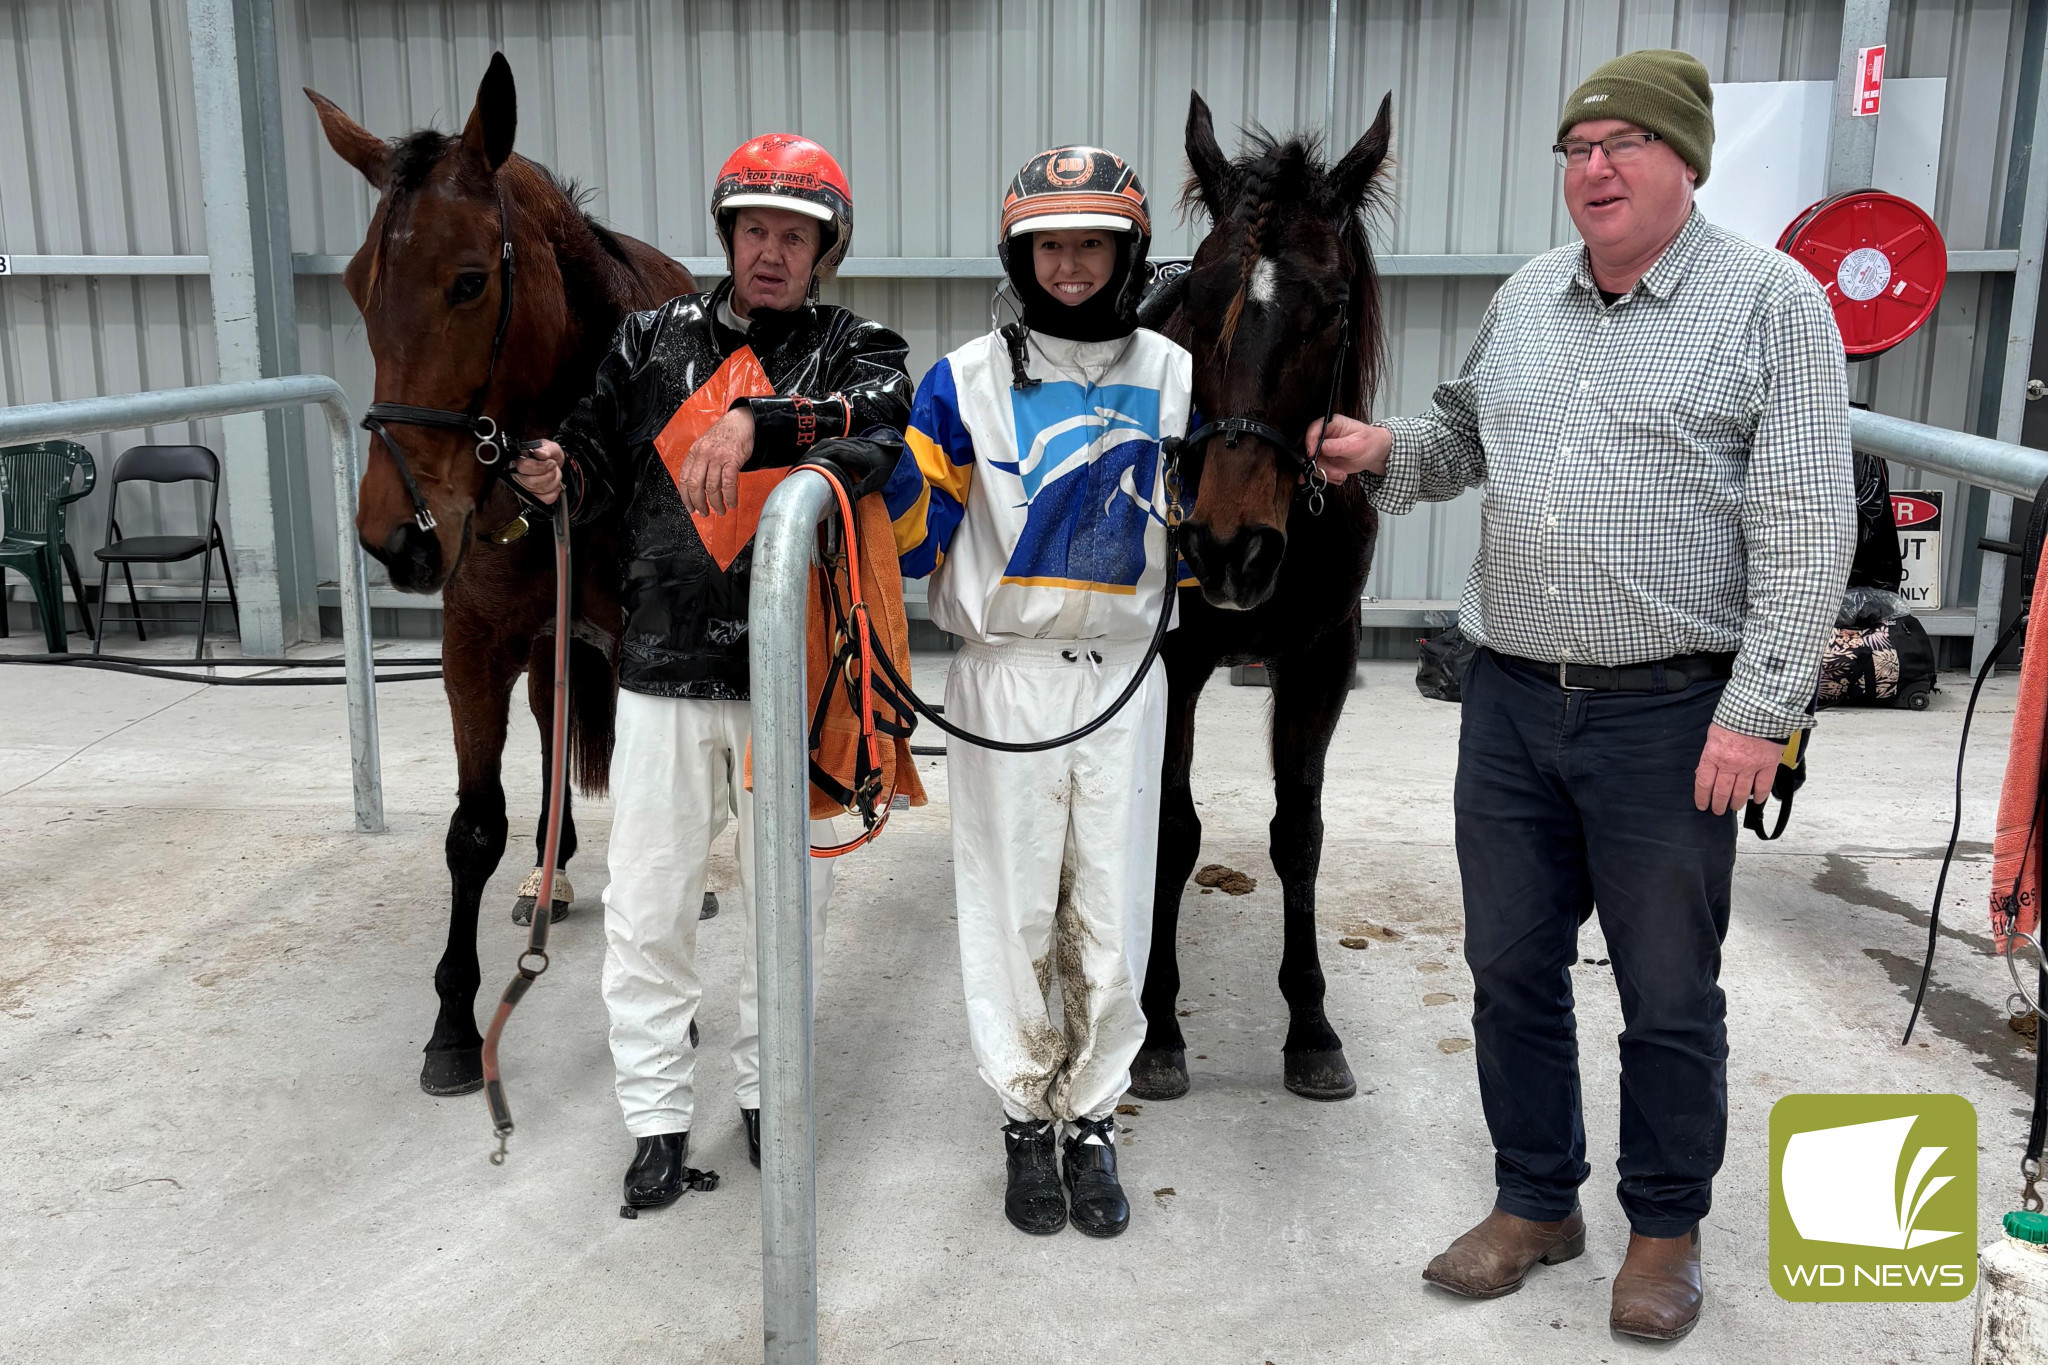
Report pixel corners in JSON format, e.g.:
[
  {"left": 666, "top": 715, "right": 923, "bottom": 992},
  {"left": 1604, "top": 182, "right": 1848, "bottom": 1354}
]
[
  {"left": 747, "top": 470, "right": 835, "bottom": 1365},
  {"left": 0, "top": 376, "right": 383, "bottom": 834},
  {"left": 1973, "top": 1, "right": 2048, "bottom": 672},
  {"left": 185, "top": 0, "right": 318, "bottom": 652},
  {"left": 1826, "top": 0, "right": 1890, "bottom": 195}
]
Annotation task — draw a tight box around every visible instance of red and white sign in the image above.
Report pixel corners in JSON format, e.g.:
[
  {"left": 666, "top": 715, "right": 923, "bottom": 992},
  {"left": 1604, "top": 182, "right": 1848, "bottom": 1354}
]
[
  {"left": 1891, "top": 493, "right": 1941, "bottom": 528},
  {"left": 1894, "top": 488, "right": 1942, "bottom": 610},
  {"left": 1855, "top": 45, "right": 1886, "bottom": 117}
]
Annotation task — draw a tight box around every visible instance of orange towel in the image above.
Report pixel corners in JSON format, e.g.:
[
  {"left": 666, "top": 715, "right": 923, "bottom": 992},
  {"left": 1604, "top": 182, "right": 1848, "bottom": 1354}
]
[
  {"left": 1991, "top": 563, "right": 2048, "bottom": 951},
  {"left": 798, "top": 486, "right": 927, "bottom": 822}
]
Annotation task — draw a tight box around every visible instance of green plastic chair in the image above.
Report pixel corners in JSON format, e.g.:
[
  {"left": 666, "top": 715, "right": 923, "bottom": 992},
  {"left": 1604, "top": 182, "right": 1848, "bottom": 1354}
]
[{"left": 0, "top": 441, "right": 97, "bottom": 653}]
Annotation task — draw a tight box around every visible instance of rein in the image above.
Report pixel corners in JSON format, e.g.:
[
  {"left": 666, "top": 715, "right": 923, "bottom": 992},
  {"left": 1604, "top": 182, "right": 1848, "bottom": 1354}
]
[
  {"left": 481, "top": 493, "right": 571, "bottom": 1163},
  {"left": 1164, "top": 286, "right": 1352, "bottom": 517},
  {"left": 360, "top": 181, "right": 526, "bottom": 538}
]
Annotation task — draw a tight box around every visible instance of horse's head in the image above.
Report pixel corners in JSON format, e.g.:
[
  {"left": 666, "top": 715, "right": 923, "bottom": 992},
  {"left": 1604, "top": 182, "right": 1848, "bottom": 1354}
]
[
  {"left": 1168, "top": 91, "right": 1392, "bottom": 610},
  {"left": 308, "top": 54, "right": 569, "bottom": 592}
]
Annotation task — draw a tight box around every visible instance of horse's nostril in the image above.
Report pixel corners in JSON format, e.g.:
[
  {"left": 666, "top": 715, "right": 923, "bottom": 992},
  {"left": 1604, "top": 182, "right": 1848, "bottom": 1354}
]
[{"left": 1238, "top": 527, "right": 1284, "bottom": 580}]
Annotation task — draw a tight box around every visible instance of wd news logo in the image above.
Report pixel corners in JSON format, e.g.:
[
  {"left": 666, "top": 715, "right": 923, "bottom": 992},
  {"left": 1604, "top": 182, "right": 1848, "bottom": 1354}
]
[{"left": 1769, "top": 1094, "right": 1976, "bottom": 1302}]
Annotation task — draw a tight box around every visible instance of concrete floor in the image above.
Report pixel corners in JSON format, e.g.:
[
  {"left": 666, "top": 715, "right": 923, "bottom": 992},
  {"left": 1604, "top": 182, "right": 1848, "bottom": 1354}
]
[{"left": 0, "top": 639, "right": 2034, "bottom": 1363}]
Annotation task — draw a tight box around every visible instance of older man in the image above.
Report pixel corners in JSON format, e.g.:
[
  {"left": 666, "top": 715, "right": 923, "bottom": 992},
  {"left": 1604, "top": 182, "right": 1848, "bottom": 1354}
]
[
  {"left": 1310, "top": 50, "right": 1854, "bottom": 1337},
  {"left": 513, "top": 134, "right": 911, "bottom": 1212}
]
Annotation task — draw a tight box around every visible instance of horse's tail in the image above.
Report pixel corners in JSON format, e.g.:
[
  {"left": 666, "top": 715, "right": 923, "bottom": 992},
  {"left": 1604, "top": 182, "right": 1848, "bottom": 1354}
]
[{"left": 569, "top": 637, "right": 616, "bottom": 798}]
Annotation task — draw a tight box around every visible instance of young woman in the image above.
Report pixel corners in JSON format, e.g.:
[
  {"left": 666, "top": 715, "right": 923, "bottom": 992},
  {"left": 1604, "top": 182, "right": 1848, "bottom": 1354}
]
[{"left": 879, "top": 147, "right": 1193, "bottom": 1238}]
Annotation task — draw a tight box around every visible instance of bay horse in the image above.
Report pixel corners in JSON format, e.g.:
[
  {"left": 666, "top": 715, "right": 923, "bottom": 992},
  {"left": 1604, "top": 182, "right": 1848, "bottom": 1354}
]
[
  {"left": 1132, "top": 91, "right": 1394, "bottom": 1102},
  {"left": 307, "top": 54, "right": 693, "bottom": 1096}
]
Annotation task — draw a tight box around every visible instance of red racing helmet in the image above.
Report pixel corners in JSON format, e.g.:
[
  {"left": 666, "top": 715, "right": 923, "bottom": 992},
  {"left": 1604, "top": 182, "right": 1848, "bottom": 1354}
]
[{"left": 711, "top": 133, "right": 854, "bottom": 287}]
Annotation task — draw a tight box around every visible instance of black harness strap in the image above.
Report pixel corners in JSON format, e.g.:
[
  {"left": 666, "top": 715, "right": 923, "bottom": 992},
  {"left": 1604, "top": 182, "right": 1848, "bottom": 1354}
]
[
  {"left": 360, "top": 182, "right": 522, "bottom": 534},
  {"left": 1163, "top": 298, "right": 1352, "bottom": 516}
]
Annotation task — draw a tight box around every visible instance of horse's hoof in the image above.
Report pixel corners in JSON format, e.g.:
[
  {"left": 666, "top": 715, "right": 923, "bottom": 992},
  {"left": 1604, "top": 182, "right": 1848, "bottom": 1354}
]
[
  {"left": 421, "top": 1047, "right": 484, "bottom": 1096},
  {"left": 1283, "top": 1048, "right": 1357, "bottom": 1101},
  {"left": 511, "top": 868, "right": 574, "bottom": 925},
  {"left": 510, "top": 896, "right": 572, "bottom": 926},
  {"left": 1127, "top": 1048, "right": 1190, "bottom": 1101},
  {"left": 700, "top": 892, "right": 719, "bottom": 920}
]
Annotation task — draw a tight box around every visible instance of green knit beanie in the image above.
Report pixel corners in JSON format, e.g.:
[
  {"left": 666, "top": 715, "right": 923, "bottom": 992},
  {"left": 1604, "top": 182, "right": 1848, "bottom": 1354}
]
[{"left": 1558, "top": 49, "right": 1715, "bottom": 186}]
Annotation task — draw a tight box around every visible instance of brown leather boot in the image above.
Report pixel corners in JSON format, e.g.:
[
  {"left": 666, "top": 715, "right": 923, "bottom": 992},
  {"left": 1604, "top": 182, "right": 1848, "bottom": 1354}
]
[
  {"left": 1421, "top": 1205, "right": 1586, "bottom": 1299},
  {"left": 1610, "top": 1225, "right": 1703, "bottom": 1340}
]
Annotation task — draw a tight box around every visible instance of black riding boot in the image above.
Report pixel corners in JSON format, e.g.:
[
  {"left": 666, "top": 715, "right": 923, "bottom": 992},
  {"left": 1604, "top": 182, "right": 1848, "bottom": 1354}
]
[
  {"left": 623, "top": 1132, "right": 717, "bottom": 1212},
  {"left": 742, "top": 1107, "right": 761, "bottom": 1168},
  {"left": 1003, "top": 1119, "right": 1067, "bottom": 1235},
  {"left": 1062, "top": 1115, "right": 1130, "bottom": 1237}
]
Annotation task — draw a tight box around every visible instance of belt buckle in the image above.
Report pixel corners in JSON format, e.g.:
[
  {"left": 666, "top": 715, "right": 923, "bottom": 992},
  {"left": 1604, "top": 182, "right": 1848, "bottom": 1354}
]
[{"left": 1558, "top": 660, "right": 1595, "bottom": 692}]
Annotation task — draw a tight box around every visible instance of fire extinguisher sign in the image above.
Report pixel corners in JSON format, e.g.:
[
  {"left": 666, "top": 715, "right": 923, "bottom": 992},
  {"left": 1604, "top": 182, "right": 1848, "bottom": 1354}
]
[
  {"left": 1894, "top": 489, "right": 1942, "bottom": 610},
  {"left": 1856, "top": 45, "right": 1886, "bottom": 116}
]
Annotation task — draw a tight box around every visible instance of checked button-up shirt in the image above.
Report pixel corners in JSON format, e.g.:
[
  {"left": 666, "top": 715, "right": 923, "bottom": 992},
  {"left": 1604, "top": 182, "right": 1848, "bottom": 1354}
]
[{"left": 1370, "top": 208, "right": 1856, "bottom": 739}]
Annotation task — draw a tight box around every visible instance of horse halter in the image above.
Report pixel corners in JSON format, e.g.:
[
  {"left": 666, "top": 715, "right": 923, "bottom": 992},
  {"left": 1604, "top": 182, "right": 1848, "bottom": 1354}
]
[
  {"left": 359, "top": 182, "right": 522, "bottom": 534},
  {"left": 1163, "top": 289, "right": 1352, "bottom": 517}
]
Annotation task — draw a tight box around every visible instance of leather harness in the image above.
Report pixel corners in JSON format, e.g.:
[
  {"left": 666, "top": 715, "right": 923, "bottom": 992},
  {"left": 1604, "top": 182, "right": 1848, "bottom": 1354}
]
[{"left": 359, "top": 183, "right": 533, "bottom": 543}]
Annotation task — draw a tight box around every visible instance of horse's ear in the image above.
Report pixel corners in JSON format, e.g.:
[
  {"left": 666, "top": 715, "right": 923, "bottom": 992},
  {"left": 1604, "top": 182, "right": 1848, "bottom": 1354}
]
[
  {"left": 305, "top": 88, "right": 389, "bottom": 186},
  {"left": 461, "top": 52, "right": 518, "bottom": 173},
  {"left": 1333, "top": 92, "right": 1394, "bottom": 210},
  {"left": 1185, "top": 91, "right": 1230, "bottom": 220}
]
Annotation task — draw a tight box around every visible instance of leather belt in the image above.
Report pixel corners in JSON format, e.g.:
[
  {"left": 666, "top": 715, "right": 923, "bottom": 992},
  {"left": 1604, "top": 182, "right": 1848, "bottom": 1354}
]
[{"left": 1506, "top": 650, "right": 1736, "bottom": 694}]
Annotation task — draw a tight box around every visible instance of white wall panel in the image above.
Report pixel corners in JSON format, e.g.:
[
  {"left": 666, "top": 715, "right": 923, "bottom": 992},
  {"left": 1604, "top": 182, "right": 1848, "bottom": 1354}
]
[{"left": 0, "top": 0, "right": 2038, "bottom": 616}]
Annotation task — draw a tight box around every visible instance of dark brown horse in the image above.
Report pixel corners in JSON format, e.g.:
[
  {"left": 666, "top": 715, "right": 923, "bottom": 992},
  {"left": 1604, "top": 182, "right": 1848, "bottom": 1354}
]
[
  {"left": 308, "top": 55, "right": 693, "bottom": 1096},
  {"left": 1132, "top": 92, "right": 1393, "bottom": 1102}
]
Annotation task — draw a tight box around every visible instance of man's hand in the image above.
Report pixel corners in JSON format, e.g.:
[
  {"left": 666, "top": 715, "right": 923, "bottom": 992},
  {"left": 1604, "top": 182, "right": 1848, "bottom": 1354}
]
[
  {"left": 678, "top": 407, "right": 756, "bottom": 515},
  {"left": 513, "top": 439, "right": 566, "bottom": 505},
  {"left": 1305, "top": 414, "right": 1393, "bottom": 479},
  {"left": 1694, "top": 723, "right": 1786, "bottom": 815}
]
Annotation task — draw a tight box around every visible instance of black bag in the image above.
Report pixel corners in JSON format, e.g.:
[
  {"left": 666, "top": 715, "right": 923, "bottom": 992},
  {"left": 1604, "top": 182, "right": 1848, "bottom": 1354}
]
[
  {"left": 1817, "top": 613, "right": 1938, "bottom": 710},
  {"left": 1846, "top": 448, "right": 1905, "bottom": 591},
  {"left": 1416, "top": 625, "right": 1478, "bottom": 703}
]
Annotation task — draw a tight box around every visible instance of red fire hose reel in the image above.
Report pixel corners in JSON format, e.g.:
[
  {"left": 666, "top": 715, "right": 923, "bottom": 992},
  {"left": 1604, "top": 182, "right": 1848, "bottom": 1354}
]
[{"left": 1778, "top": 190, "right": 1948, "bottom": 358}]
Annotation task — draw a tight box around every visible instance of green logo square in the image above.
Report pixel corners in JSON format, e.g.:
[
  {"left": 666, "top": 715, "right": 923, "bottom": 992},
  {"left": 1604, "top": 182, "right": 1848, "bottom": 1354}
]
[{"left": 1769, "top": 1093, "right": 1977, "bottom": 1302}]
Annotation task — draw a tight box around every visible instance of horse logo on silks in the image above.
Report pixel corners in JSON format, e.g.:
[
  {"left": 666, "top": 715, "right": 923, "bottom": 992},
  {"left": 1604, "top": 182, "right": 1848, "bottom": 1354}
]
[{"left": 996, "top": 381, "right": 1165, "bottom": 592}]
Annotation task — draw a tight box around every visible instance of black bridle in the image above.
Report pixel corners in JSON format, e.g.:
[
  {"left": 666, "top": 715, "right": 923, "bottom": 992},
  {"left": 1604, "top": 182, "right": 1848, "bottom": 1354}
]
[
  {"left": 360, "top": 182, "right": 522, "bottom": 535},
  {"left": 1163, "top": 288, "right": 1352, "bottom": 517}
]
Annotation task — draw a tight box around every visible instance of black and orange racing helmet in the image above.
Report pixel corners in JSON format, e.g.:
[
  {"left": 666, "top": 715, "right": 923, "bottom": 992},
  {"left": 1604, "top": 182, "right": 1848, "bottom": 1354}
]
[
  {"left": 711, "top": 133, "right": 854, "bottom": 286},
  {"left": 996, "top": 146, "right": 1154, "bottom": 322}
]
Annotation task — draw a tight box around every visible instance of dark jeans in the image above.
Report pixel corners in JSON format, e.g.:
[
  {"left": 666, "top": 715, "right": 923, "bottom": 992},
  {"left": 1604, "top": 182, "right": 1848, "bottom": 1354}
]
[{"left": 1454, "top": 647, "right": 1736, "bottom": 1237}]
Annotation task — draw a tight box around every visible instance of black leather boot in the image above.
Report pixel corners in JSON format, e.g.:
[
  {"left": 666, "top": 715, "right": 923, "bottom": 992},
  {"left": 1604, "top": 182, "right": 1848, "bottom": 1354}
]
[
  {"left": 1002, "top": 1119, "right": 1067, "bottom": 1235},
  {"left": 622, "top": 1132, "right": 718, "bottom": 1213},
  {"left": 1062, "top": 1115, "right": 1130, "bottom": 1237},
  {"left": 742, "top": 1107, "right": 761, "bottom": 1168}
]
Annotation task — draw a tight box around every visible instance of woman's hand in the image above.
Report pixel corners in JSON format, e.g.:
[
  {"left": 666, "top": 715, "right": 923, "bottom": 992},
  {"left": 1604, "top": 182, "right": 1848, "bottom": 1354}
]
[
  {"left": 513, "top": 439, "right": 566, "bottom": 505},
  {"left": 1304, "top": 414, "right": 1392, "bottom": 480}
]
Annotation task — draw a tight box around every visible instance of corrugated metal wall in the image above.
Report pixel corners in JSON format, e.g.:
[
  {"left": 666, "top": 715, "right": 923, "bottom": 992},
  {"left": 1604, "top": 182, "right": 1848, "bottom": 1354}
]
[{"left": 0, "top": 0, "right": 2035, "bottom": 621}]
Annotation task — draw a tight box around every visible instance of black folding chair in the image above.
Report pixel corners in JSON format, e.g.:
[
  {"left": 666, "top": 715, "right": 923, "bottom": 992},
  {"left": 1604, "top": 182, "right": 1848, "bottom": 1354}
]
[{"left": 93, "top": 444, "right": 240, "bottom": 659}]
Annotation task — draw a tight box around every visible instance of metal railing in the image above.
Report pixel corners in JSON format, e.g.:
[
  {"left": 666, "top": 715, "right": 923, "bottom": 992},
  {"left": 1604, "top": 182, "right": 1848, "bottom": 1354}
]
[
  {"left": 747, "top": 471, "right": 837, "bottom": 1365},
  {"left": 1851, "top": 409, "right": 2048, "bottom": 501},
  {"left": 0, "top": 374, "right": 383, "bottom": 833}
]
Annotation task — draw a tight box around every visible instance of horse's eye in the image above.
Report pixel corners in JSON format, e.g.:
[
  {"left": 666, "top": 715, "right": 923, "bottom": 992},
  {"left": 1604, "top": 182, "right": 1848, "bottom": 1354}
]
[{"left": 449, "top": 272, "right": 488, "bottom": 304}]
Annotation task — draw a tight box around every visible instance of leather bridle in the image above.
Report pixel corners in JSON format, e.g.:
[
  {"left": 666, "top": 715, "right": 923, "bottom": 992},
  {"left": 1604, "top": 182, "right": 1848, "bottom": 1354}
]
[
  {"left": 1164, "top": 287, "right": 1352, "bottom": 517},
  {"left": 359, "top": 182, "right": 524, "bottom": 536}
]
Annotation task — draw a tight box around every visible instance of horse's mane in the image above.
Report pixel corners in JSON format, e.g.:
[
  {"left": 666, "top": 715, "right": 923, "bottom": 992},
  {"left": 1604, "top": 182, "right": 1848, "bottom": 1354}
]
[
  {"left": 367, "top": 130, "right": 646, "bottom": 308},
  {"left": 1176, "top": 127, "right": 1391, "bottom": 419}
]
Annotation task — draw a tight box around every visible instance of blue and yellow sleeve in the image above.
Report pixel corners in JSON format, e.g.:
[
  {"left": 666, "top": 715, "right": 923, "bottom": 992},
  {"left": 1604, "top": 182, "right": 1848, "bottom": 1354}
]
[{"left": 882, "top": 358, "right": 977, "bottom": 579}]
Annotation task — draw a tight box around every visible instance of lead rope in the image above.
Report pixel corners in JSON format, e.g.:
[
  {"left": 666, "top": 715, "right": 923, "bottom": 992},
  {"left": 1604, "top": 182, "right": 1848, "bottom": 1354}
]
[{"left": 481, "top": 494, "right": 571, "bottom": 1164}]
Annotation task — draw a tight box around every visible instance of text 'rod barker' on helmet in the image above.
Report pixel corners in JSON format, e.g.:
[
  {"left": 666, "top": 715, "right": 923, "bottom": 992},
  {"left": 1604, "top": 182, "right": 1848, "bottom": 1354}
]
[{"left": 711, "top": 133, "right": 854, "bottom": 295}]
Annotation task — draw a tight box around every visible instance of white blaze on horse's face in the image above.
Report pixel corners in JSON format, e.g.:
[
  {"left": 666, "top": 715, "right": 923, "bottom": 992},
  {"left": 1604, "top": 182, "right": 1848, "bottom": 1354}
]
[{"left": 1248, "top": 258, "right": 1278, "bottom": 308}]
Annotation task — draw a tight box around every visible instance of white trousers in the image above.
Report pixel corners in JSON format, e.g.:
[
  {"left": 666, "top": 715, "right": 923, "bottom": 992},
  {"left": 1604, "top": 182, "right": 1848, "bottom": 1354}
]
[
  {"left": 602, "top": 691, "right": 835, "bottom": 1137},
  {"left": 947, "top": 638, "right": 1166, "bottom": 1123}
]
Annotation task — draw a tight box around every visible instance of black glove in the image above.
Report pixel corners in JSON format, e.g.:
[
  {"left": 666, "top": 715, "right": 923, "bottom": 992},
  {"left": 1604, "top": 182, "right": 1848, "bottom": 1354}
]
[{"left": 807, "top": 433, "right": 905, "bottom": 502}]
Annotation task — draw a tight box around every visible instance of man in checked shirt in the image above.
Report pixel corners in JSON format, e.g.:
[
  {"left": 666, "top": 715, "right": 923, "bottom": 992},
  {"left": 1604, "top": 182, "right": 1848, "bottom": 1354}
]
[{"left": 1311, "top": 50, "right": 1855, "bottom": 1338}]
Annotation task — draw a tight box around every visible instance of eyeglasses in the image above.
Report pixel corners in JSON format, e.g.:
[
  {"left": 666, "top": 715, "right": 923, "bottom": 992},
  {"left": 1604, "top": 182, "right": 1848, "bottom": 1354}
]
[{"left": 1552, "top": 132, "right": 1662, "bottom": 170}]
